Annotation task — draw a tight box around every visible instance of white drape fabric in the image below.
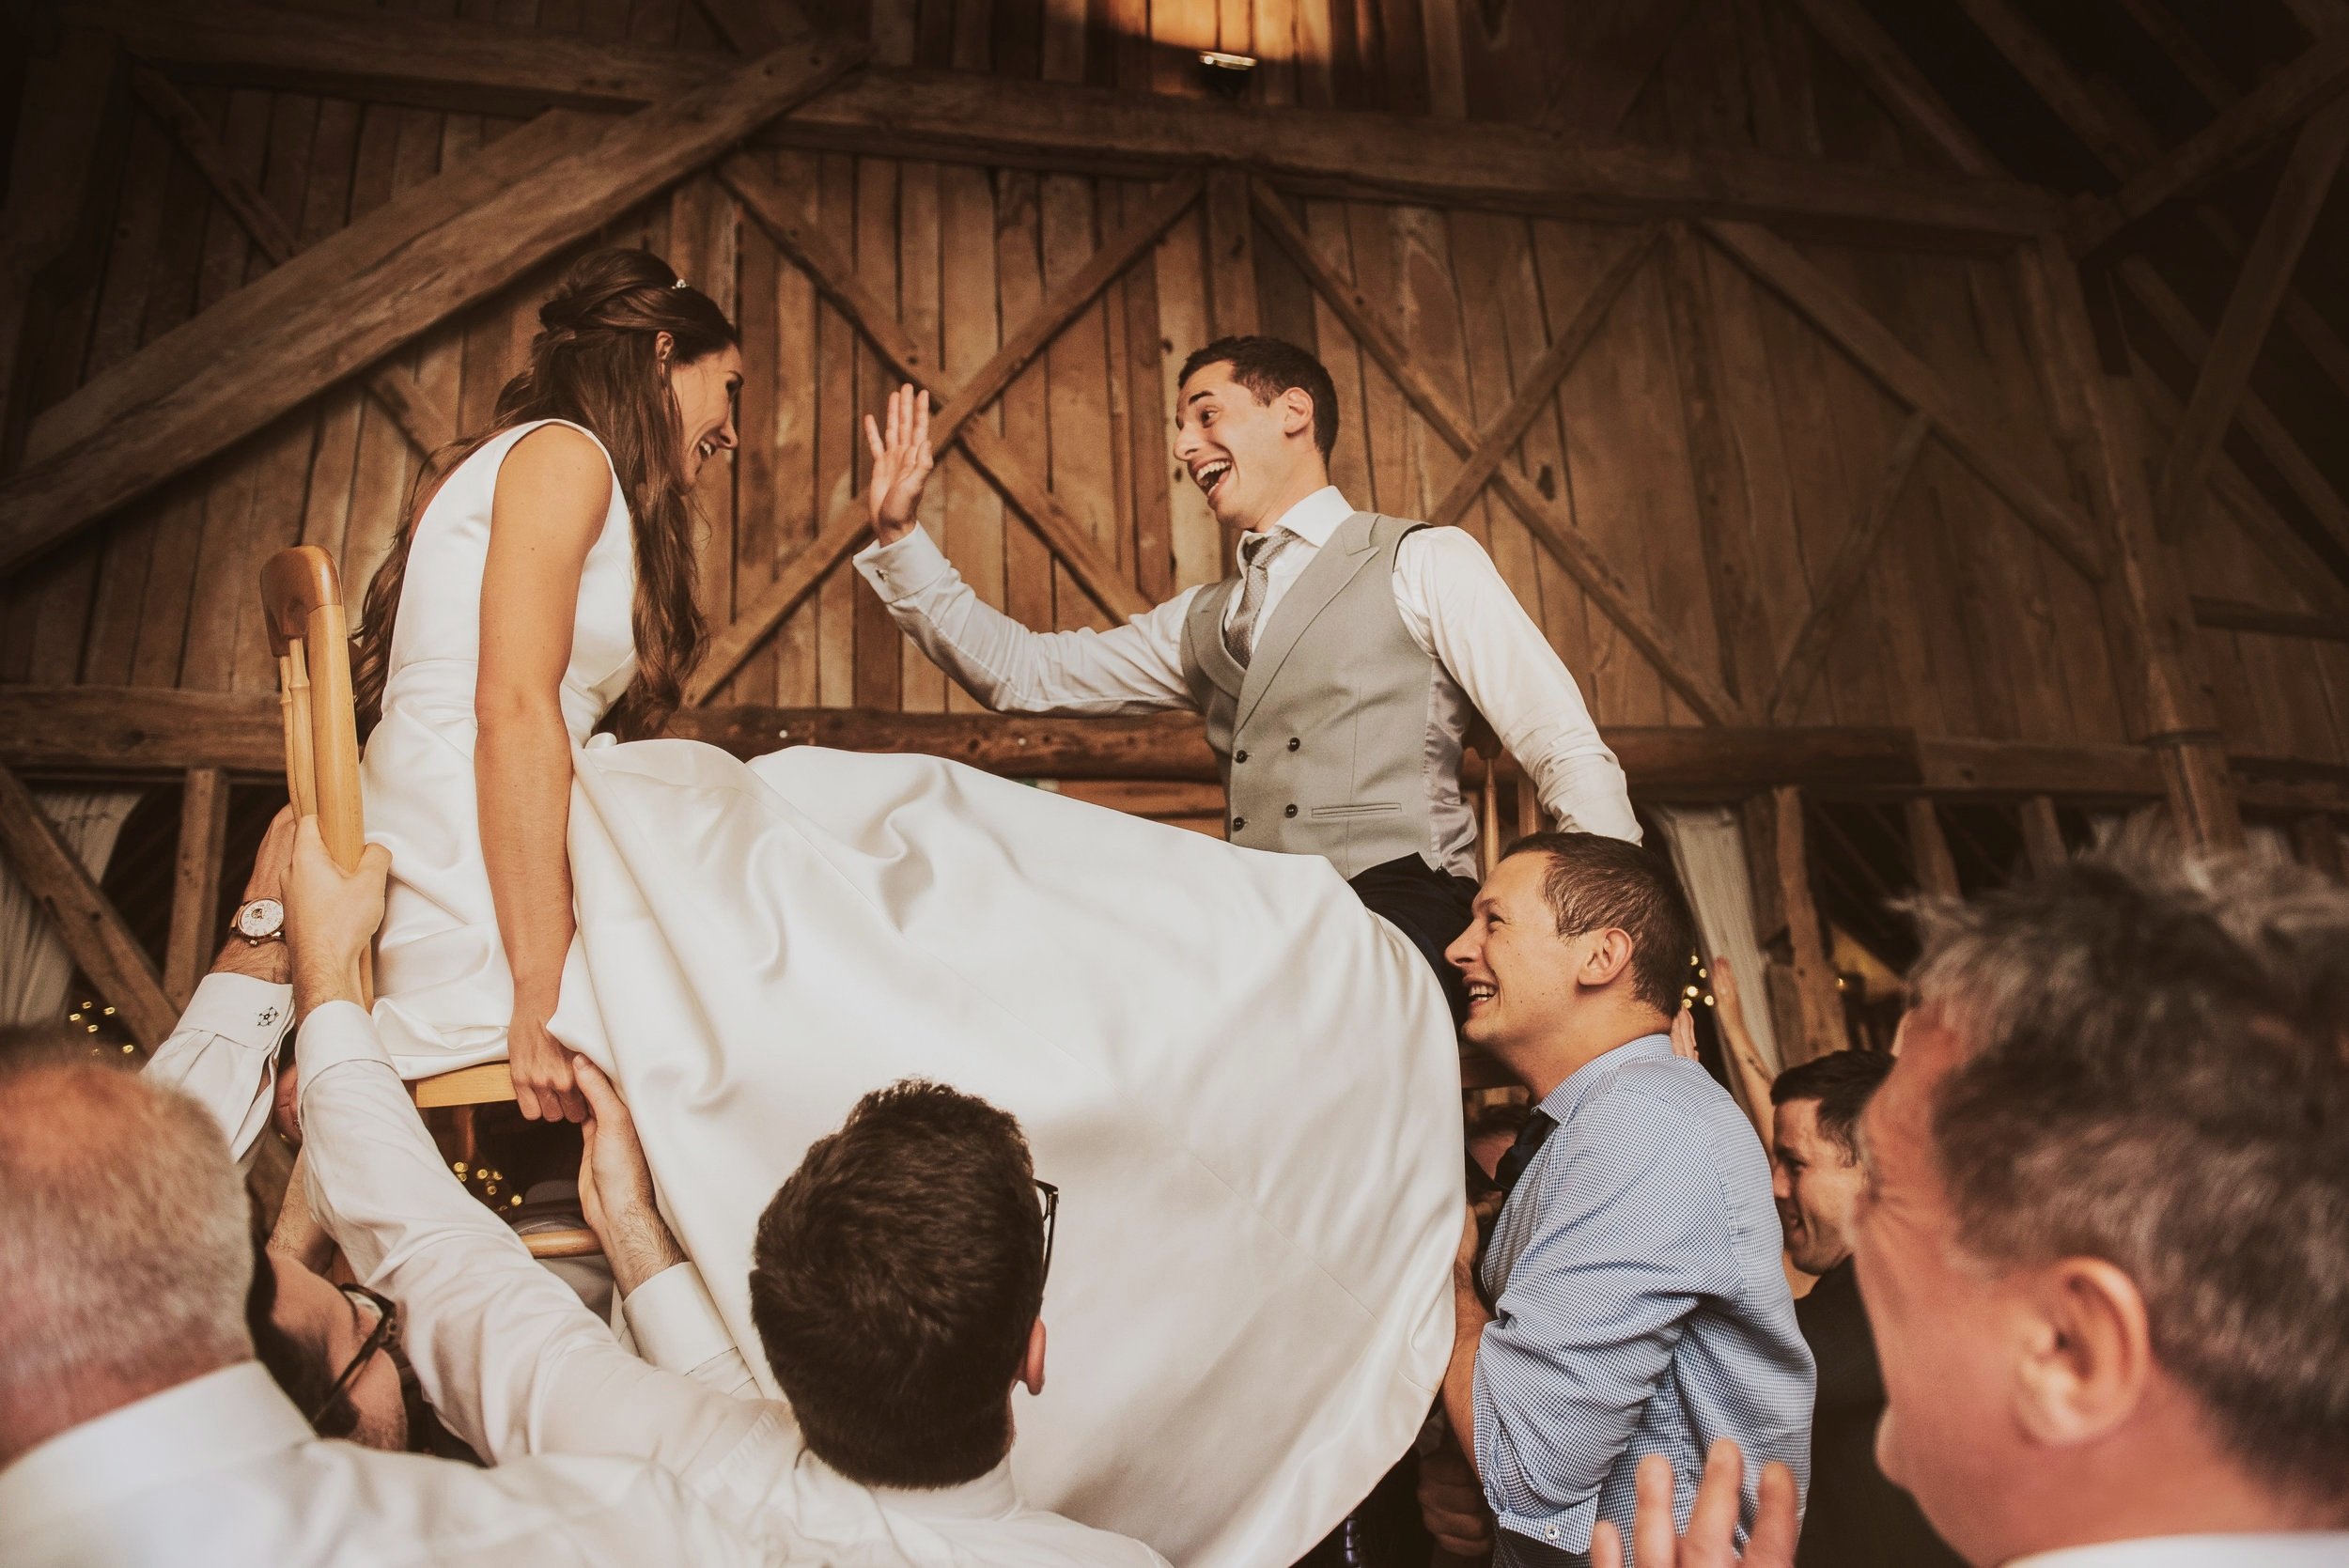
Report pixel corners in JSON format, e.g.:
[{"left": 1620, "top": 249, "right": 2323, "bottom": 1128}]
[
  {"left": 351, "top": 420, "right": 1466, "bottom": 1567},
  {"left": 0, "top": 787, "right": 141, "bottom": 1027},
  {"left": 1651, "top": 805, "right": 1783, "bottom": 1073}
]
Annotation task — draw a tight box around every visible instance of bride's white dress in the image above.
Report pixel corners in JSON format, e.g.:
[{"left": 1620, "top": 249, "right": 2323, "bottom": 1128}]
[{"left": 360, "top": 419, "right": 1463, "bottom": 1566}]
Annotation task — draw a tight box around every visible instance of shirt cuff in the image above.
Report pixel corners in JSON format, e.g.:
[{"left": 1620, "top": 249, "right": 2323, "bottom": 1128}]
[
  {"left": 851, "top": 525, "right": 952, "bottom": 603},
  {"left": 175, "top": 972, "right": 295, "bottom": 1049},
  {"left": 294, "top": 1000, "right": 394, "bottom": 1079},
  {"left": 623, "top": 1262, "right": 738, "bottom": 1375}
]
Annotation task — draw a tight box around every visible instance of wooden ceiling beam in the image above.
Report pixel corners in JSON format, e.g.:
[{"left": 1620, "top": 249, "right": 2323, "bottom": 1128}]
[
  {"left": 2192, "top": 596, "right": 2349, "bottom": 643},
  {"left": 72, "top": 0, "right": 2058, "bottom": 242},
  {"left": 1779, "top": 0, "right": 1998, "bottom": 177},
  {"left": 0, "top": 33, "right": 866, "bottom": 577},
  {"left": 2074, "top": 30, "right": 2349, "bottom": 253},
  {"left": 2152, "top": 101, "right": 2349, "bottom": 539},
  {"left": 125, "top": 65, "right": 452, "bottom": 457}
]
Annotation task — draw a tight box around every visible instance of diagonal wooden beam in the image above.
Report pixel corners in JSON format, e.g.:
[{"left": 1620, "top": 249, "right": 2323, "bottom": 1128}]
[
  {"left": 683, "top": 162, "right": 1190, "bottom": 701},
  {"left": 1766, "top": 413, "right": 1932, "bottom": 724},
  {"left": 1414, "top": 223, "right": 1662, "bottom": 529},
  {"left": 1703, "top": 218, "right": 2106, "bottom": 580},
  {"left": 0, "top": 34, "right": 865, "bottom": 577},
  {"left": 2193, "top": 596, "right": 2349, "bottom": 644},
  {"left": 163, "top": 765, "right": 228, "bottom": 1008},
  {"left": 0, "top": 762, "right": 177, "bottom": 1050},
  {"left": 1249, "top": 187, "right": 1737, "bottom": 724},
  {"left": 127, "top": 65, "right": 452, "bottom": 458},
  {"left": 1779, "top": 0, "right": 1997, "bottom": 177},
  {"left": 2153, "top": 101, "right": 2349, "bottom": 538},
  {"left": 2074, "top": 30, "right": 2349, "bottom": 253},
  {"left": 1549, "top": 0, "right": 1702, "bottom": 136},
  {"left": 2110, "top": 0, "right": 2240, "bottom": 112},
  {"left": 693, "top": 0, "right": 814, "bottom": 54}
]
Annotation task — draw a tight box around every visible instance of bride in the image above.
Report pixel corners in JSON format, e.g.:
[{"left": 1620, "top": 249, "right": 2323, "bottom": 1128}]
[{"left": 345, "top": 247, "right": 1461, "bottom": 1566}]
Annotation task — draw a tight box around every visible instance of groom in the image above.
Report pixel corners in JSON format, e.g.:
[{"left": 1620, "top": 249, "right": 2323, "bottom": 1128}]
[{"left": 855, "top": 337, "right": 1637, "bottom": 1018}]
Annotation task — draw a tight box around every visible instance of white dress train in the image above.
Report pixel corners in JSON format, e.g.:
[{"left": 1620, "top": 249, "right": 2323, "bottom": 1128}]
[{"left": 358, "top": 420, "right": 1463, "bottom": 1567}]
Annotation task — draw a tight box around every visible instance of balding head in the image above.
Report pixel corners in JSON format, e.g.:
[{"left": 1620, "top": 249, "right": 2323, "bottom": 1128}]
[{"left": 0, "top": 1058, "right": 252, "bottom": 1462}]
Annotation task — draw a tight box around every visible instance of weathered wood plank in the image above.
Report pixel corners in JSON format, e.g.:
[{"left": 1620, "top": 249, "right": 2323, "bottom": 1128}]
[
  {"left": 1704, "top": 219, "right": 2105, "bottom": 581},
  {"left": 2192, "top": 597, "right": 2349, "bottom": 644},
  {"left": 1203, "top": 166, "right": 1262, "bottom": 337},
  {"left": 0, "top": 35, "right": 866, "bottom": 575},
  {"left": 1741, "top": 784, "right": 1848, "bottom": 1067},
  {"left": 1781, "top": 0, "right": 1997, "bottom": 176},
  {"left": 1904, "top": 797, "right": 1961, "bottom": 896},
  {"left": 0, "top": 762, "right": 177, "bottom": 1050}
]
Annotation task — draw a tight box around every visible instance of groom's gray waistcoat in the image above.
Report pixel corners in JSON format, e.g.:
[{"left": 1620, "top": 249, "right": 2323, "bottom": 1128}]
[{"left": 1178, "top": 511, "right": 1447, "bottom": 881}]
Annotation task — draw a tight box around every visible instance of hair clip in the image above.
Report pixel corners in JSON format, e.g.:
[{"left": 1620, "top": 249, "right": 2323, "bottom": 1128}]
[{"left": 672, "top": 278, "right": 691, "bottom": 290}]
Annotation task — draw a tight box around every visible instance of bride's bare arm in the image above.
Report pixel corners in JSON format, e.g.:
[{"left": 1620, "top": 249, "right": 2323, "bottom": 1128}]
[{"left": 477, "top": 424, "right": 611, "bottom": 1123}]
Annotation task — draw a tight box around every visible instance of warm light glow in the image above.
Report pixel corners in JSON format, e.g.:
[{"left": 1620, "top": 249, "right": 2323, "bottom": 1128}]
[{"left": 1198, "top": 50, "right": 1257, "bottom": 70}]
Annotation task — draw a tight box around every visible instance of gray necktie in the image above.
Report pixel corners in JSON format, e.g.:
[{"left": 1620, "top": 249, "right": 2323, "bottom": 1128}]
[{"left": 1223, "top": 530, "right": 1294, "bottom": 666}]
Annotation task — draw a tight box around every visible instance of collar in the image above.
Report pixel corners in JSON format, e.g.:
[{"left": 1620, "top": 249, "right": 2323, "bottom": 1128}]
[
  {"left": 0, "top": 1362, "right": 314, "bottom": 1539},
  {"left": 866, "top": 1457, "right": 1023, "bottom": 1523},
  {"left": 1533, "top": 1032, "right": 1675, "bottom": 1127},
  {"left": 2011, "top": 1536, "right": 2349, "bottom": 1568},
  {"left": 1237, "top": 486, "right": 1354, "bottom": 562}
]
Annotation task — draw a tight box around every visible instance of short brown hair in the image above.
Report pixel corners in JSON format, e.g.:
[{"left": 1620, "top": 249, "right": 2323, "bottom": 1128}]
[
  {"left": 1903, "top": 834, "right": 2349, "bottom": 1498},
  {"left": 748, "top": 1080, "right": 1047, "bottom": 1488},
  {"left": 1769, "top": 1048, "right": 1893, "bottom": 1162},
  {"left": 1178, "top": 335, "right": 1340, "bottom": 460},
  {"left": 1501, "top": 831, "right": 1693, "bottom": 1016}
]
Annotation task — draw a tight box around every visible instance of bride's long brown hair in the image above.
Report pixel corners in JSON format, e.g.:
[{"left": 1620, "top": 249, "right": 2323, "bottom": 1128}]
[{"left": 351, "top": 248, "right": 738, "bottom": 740}]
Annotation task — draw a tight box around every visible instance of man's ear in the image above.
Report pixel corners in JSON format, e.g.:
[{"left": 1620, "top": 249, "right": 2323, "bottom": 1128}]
[
  {"left": 2010, "top": 1257, "right": 2151, "bottom": 1450},
  {"left": 1579, "top": 928, "right": 1637, "bottom": 990},
  {"left": 1019, "top": 1317, "right": 1047, "bottom": 1397},
  {"left": 1279, "top": 385, "right": 1315, "bottom": 441}
]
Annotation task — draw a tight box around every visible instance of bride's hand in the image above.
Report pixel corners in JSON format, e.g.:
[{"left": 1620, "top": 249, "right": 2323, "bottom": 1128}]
[
  {"left": 510, "top": 1011, "right": 586, "bottom": 1123},
  {"left": 863, "top": 382, "right": 935, "bottom": 545}
]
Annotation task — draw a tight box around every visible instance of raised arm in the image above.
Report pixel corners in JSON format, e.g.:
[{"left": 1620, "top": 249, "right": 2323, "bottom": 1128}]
[
  {"left": 282, "top": 819, "right": 774, "bottom": 1485},
  {"left": 477, "top": 423, "right": 608, "bottom": 1123},
  {"left": 855, "top": 384, "right": 1197, "bottom": 715},
  {"left": 1399, "top": 527, "right": 1641, "bottom": 843}
]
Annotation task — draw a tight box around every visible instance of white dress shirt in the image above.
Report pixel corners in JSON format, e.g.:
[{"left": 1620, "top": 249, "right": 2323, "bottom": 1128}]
[
  {"left": 143, "top": 971, "right": 293, "bottom": 1163},
  {"left": 854, "top": 485, "right": 1641, "bottom": 869},
  {"left": 293, "top": 1001, "right": 1168, "bottom": 1568},
  {"left": 2010, "top": 1536, "right": 2349, "bottom": 1567},
  {"left": 0, "top": 1361, "right": 765, "bottom": 1568}
]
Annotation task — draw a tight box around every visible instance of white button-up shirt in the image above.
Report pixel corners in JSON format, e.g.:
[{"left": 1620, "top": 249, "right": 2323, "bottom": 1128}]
[
  {"left": 2012, "top": 1537, "right": 2349, "bottom": 1568},
  {"left": 854, "top": 486, "right": 1640, "bottom": 872},
  {"left": 0, "top": 1361, "right": 765, "bottom": 1567},
  {"left": 144, "top": 971, "right": 293, "bottom": 1163},
  {"left": 294, "top": 1001, "right": 1168, "bottom": 1568}
]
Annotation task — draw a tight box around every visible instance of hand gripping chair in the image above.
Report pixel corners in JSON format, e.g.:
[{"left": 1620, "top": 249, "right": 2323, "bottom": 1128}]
[{"left": 261, "top": 545, "right": 599, "bottom": 1262}]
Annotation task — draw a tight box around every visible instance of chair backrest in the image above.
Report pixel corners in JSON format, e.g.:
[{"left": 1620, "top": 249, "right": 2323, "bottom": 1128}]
[{"left": 260, "top": 545, "right": 367, "bottom": 878}]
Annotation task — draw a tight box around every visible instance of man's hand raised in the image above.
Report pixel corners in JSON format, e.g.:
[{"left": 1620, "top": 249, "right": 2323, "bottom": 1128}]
[
  {"left": 863, "top": 382, "right": 935, "bottom": 546},
  {"left": 285, "top": 816, "right": 390, "bottom": 1017},
  {"left": 1592, "top": 1441, "right": 1797, "bottom": 1568}
]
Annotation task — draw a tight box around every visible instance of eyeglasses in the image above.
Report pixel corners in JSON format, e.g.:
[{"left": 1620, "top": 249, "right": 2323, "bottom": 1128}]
[
  {"left": 311, "top": 1282, "right": 398, "bottom": 1426},
  {"left": 1034, "top": 1179, "right": 1059, "bottom": 1285}
]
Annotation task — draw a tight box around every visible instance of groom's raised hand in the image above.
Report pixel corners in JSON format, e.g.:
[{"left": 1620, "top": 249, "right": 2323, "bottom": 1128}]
[{"left": 864, "top": 382, "right": 935, "bottom": 545}]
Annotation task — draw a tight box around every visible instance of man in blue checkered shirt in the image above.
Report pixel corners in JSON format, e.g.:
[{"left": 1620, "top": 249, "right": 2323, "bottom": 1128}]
[{"left": 1428, "top": 831, "right": 1812, "bottom": 1565}]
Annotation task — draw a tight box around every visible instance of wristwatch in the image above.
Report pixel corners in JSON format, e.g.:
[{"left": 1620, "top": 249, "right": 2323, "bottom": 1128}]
[{"left": 233, "top": 897, "right": 287, "bottom": 945}]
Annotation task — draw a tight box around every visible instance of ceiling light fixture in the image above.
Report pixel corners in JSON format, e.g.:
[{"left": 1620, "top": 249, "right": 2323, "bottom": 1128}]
[{"left": 1197, "top": 50, "right": 1258, "bottom": 99}]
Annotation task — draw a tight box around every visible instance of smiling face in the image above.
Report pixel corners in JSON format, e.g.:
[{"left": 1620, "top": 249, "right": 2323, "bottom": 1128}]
[
  {"left": 1445, "top": 850, "right": 1602, "bottom": 1077},
  {"left": 1171, "top": 361, "right": 1324, "bottom": 534},
  {"left": 269, "top": 1254, "right": 407, "bottom": 1451},
  {"left": 1772, "top": 1096, "right": 1869, "bottom": 1275},
  {"left": 668, "top": 339, "right": 743, "bottom": 489}
]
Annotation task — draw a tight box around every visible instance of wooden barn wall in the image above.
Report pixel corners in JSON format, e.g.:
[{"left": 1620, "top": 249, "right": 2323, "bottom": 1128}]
[{"left": 6, "top": 0, "right": 2345, "bottom": 775}]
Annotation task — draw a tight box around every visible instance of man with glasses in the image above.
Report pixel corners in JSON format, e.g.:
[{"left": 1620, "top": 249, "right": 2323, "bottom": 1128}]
[
  {"left": 0, "top": 1058, "right": 765, "bottom": 1567},
  {"left": 281, "top": 819, "right": 1163, "bottom": 1566}
]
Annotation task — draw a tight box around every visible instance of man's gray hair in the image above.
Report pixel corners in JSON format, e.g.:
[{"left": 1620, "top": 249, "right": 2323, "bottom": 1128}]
[
  {"left": 1903, "top": 830, "right": 2349, "bottom": 1498},
  {"left": 0, "top": 1057, "right": 252, "bottom": 1407}
]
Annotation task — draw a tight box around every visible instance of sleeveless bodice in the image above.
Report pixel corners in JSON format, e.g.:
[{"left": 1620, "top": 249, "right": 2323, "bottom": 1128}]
[{"left": 380, "top": 418, "right": 637, "bottom": 741}]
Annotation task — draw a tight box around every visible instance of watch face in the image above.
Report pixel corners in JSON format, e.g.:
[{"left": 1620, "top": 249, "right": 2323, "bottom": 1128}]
[{"left": 237, "top": 898, "right": 285, "bottom": 939}]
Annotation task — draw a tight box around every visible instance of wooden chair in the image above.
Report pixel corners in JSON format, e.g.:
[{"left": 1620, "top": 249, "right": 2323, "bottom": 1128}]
[{"left": 262, "top": 545, "right": 599, "bottom": 1262}]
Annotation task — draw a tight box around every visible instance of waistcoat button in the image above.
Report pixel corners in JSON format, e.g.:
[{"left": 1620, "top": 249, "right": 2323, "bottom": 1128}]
[
  {"left": 1231, "top": 815, "right": 1246, "bottom": 831},
  {"left": 1286, "top": 737, "right": 1300, "bottom": 752},
  {"left": 1234, "top": 749, "right": 1249, "bottom": 764},
  {"left": 1283, "top": 804, "right": 1298, "bottom": 818}
]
